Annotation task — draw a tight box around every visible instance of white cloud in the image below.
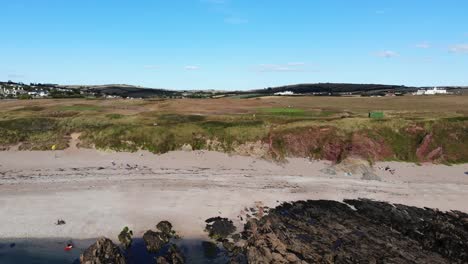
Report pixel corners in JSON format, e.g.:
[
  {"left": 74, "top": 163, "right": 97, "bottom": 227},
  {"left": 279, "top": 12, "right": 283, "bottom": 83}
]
[
  {"left": 184, "top": 65, "right": 200, "bottom": 71},
  {"left": 415, "top": 42, "right": 431, "bottom": 49},
  {"left": 375, "top": 50, "right": 399, "bottom": 58},
  {"left": 256, "top": 63, "right": 308, "bottom": 72},
  {"left": 286, "top": 62, "right": 306, "bottom": 66},
  {"left": 449, "top": 44, "right": 468, "bottom": 53}
]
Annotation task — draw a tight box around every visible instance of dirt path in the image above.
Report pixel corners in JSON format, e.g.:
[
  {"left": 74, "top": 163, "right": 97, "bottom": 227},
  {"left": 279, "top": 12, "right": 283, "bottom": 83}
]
[{"left": 0, "top": 150, "right": 467, "bottom": 240}]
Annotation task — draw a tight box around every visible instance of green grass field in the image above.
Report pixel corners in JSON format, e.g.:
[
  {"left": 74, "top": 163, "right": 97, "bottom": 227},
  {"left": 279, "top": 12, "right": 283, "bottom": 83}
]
[
  {"left": 0, "top": 96, "right": 467, "bottom": 163},
  {"left": 259, "top": 107, "right": 306, "bottom": 116}
]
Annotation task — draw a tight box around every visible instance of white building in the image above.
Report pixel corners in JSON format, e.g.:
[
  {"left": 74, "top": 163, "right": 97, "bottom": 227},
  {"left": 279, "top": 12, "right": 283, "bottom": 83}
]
[
  {"left": 414, "top": 87, "right": 447, "bottom": 95},
  {"left": 28, "top": 90, "right": 49, "bottom": 97},
  {"left": 425, "top": 87, "right": 447, "bottom": 95},
  {"left": 274, "top": 91, "right": 295, "bottom": 96}
]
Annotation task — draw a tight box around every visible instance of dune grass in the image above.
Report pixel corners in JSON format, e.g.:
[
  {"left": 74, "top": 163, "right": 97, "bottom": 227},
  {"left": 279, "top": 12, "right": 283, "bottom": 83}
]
[{"left": 58, "top": 104, "right": 102, "bottom": 112}]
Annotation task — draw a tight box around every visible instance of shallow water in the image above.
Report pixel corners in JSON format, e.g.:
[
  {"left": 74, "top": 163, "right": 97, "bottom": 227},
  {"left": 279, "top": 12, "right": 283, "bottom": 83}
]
[
  {"left": 0, "top": 237, "right": 228, "bottom": 264},
  {"left": 0, "top": 238, "right": 91, "bottom": 264}
]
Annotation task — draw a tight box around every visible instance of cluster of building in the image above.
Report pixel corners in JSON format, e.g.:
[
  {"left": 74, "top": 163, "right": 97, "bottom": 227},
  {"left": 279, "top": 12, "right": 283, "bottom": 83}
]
[
  {"left": 414, "top": 87, "right": 448, "bottom": 96},
  {"left": 0, "top": 83, "right": 51, "bottom": 98},
  {"left": 27, "top": 90, "right": 49, "bottom": 97},
  {"left": 0, "top": 82, "right": 84, "bottom": 99},
  {"left": 0, "top": 85, "right": 25, "bottom": 97}
]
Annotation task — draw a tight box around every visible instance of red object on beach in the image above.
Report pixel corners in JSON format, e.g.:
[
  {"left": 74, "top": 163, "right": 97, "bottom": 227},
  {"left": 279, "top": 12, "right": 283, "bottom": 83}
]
[{"left": 64, "top": 245, "right": 73, "bottom": 251}]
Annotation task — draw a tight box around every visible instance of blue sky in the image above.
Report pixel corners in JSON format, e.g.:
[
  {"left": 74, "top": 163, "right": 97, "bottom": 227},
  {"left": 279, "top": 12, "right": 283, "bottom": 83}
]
[{"left": 1, "top": 0, "right": 467, "bottom": 90}]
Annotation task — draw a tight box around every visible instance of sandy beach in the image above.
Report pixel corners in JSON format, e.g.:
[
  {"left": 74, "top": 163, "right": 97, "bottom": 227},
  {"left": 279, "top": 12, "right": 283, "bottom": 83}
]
[{"left": 1, "top": 148, "right": 468, "bottom": 242}]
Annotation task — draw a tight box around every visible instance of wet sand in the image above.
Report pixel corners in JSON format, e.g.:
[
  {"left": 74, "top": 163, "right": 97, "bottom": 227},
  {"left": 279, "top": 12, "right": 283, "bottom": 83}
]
[{"left": 0, "top": 149, "right": 467, "bottom": 242}]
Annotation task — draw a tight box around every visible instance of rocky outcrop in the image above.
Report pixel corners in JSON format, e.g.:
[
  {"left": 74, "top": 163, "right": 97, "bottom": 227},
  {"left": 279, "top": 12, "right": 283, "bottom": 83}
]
[
  {"left": 205, "top": 217, "right": 237, "bottom": 240},
  {"left": 345, "top": 199, "right": 468, "bottom": 263},
  {"left": 80, "top": 202, "right": 468, "bottom": 264},
  {"left": 142, "top": 220, "right": 185, "bottom": 263},
  {"left": 230, "top": 199, "right": 468, "bottom": 264},
  {"left": 156, "top": 221, "right": 173, "bottom": 235},
  {"left": 143, "top": 230, "right": 170, "bottom": 253},
  {"left": 118, "top": 226, "right": 133, "bottom": 249},
  {"left": 80, "top": 237, "right": 126, "bottom": 264},
  {"left": 143, "top": 220, "right": 178, "bottom": 253}
]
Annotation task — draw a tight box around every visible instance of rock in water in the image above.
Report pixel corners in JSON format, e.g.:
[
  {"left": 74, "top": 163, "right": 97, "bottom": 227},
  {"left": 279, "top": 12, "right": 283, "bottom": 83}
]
[
  {"left": 143, "top": 230, "right": 170, "bottom": 253},
  {"left": 118, "top": 226, "right": 133, "bottom": 249},
  {"left": 80, "top": 237, "right": 126, "bottom": 264},
  {"left": 156, "top": 220, "right": 173, "bottom": 235}
]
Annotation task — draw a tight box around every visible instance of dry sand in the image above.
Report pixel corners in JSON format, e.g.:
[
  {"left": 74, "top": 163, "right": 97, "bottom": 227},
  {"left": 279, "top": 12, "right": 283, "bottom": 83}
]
[{"left": 0, "top": 148, "right": 467, "bottom": 241}]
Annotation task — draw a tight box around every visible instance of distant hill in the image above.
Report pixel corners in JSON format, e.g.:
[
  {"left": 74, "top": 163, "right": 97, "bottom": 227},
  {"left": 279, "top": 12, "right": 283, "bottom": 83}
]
[
  {"left": 3, "top": 80, "right": 467, "bottom": 98},
  {"left": 61, "top": 84, "right": 182, "bottom": 98},
  {"left": 252, "top": 83, "right": 418, "bottom": 96}
]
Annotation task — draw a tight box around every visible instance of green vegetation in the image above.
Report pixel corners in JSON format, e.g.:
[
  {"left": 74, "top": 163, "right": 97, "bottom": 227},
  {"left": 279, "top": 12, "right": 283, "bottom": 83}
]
[
  {"left": 259, "top": 107, "right": 305, "bottom": 116},
  {"left": 0, "top": 96, "right": 467, "bottom": 163},
  {"left": 368, "top": 112, "right": 384, "bottom": 119},
  {"left": 18, "top": 94, "right": 33, "bottom": 100},
  {"left": 106, "top": 113, "right": 124, "bottom": 119}
]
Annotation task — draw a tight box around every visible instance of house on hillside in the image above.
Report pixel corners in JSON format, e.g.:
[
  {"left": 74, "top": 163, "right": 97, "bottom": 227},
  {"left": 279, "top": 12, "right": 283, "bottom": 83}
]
[
  {"left": 274, "top": 91, "right": 295, "bottom": 96},
  {"left": 425, "top": 87, "right": 447, "bottom": 95},
  {"left": 414, "top": 87, "right": 447, "bottom": 95},
  {"left": 28, "top": 90, "right": 49, "bottom": 97},
  {"left": 0, "top": 86, "right": 25, "bottom": 97}
]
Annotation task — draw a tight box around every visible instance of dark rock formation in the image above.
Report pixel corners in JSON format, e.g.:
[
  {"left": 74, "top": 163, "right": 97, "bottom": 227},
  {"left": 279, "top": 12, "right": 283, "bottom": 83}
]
[
  {"left": 80, "top": 237, "right": 126, "bottom": 264},
  {"left": 230, "top": 199, "right": 468, "bottom": 264},
  {"left": 142, "top": 230, "right": 170, "bottom": 253},
  {"left": 222, "top": 240, "right": 236, "bottom": 252},
  {"left": 143, "top": 221, "right": 179, "bottom": 254},
  {"left": 205, "top": 217, "right": 236, "bottom": 240},
  {"left": 345, "top": 199, "right": 468, "bottom": 263},
  {"left": 140, "top": 220, "right": 185, "bottom": 263},
  {"left": 156, "top": 221, "right": 173, "bottom": 235},
  {"left": 118, "top": 226, "right": 133, "bottom": 249}
]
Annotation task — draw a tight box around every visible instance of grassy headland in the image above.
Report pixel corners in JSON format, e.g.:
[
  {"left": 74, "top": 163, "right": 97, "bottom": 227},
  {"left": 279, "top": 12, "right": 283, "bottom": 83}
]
[{"left": 0, "top": 96, "right": 467, "bottom": 163}]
